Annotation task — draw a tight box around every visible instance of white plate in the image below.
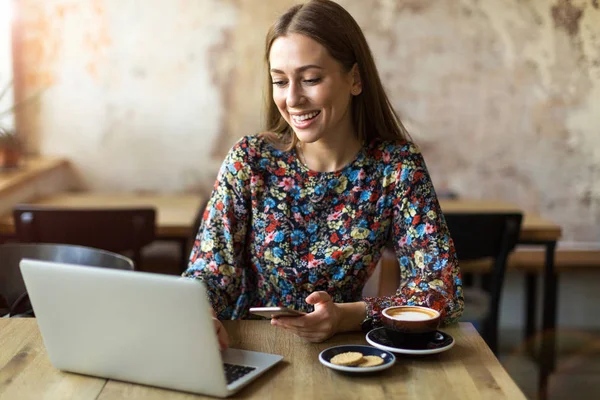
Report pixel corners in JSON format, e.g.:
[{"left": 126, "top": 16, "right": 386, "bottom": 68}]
[{"left": 365, "top": 327, "right": 455, "bottom": 355}]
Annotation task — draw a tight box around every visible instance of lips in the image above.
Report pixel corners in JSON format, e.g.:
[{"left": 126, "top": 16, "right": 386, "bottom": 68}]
[{"left": 290, "top": 110, "right": 321, "bottom": 129}]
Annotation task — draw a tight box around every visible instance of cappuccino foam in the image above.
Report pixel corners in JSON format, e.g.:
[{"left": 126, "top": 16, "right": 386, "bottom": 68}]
[{"left": 388, "top": 311, "right": 432, "bottom": 321}]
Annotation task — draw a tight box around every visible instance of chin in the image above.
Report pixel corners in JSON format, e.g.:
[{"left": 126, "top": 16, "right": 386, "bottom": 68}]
[
  {"left": 295, "top": 135, "right": 321, "bottom": 144},
  {"left": 293, "top": 129, "right": 324, "bottom": 144}
]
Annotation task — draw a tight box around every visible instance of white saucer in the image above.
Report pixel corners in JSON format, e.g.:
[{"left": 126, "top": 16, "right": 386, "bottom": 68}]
[{"left": 365, "top": 327, "right": 455, "bottom": 355}]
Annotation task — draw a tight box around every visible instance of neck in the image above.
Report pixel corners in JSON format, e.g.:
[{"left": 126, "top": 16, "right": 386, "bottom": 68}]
[{"left": 298, "top": 131, "right": 362, "bottom": 173}]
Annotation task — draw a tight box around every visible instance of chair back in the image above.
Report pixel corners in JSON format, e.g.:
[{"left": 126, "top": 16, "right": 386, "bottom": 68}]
[
  {"left": 444, "top": 212, "right": 523, "bottom": 353},
  {"left": 0, "top": 243, "right": 133, "bottom": 317},
  {"left": 13, "top": 206, "right": 156, "bottom": 267}
]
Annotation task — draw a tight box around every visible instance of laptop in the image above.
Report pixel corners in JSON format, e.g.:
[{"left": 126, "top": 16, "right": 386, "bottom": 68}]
[{"left": 19, "top": 259, "right": 283, "bottom": 398}]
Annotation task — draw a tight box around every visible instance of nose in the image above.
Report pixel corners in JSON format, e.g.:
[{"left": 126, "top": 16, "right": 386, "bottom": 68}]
[{"left": 286, "top": 81, "right": 305, "bottom": 108}]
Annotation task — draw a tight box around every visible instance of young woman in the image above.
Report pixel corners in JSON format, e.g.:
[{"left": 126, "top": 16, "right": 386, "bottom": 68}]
[{"left": 183, "top": 0, "right": 463, "bottom": 349}]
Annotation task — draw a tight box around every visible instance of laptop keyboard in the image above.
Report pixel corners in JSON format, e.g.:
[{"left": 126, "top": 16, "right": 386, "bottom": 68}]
[{"left": 223, "top": 363, "right": 257, "bottom": 384}]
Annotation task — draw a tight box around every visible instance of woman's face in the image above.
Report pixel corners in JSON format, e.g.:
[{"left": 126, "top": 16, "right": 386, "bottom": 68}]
[{"left": 269, "top": 33, "right": 361, "bottom": 145}]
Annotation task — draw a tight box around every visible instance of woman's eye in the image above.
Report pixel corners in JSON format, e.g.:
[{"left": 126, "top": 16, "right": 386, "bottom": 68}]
[
  {"left": 304, "top": 78, "right": 321, "bottom": 85},
  {"left": 272, "top": 80, "right": 287, "bottom": 87}
]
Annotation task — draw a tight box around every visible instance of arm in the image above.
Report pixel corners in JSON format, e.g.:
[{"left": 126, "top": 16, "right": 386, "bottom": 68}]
[
  {"left": 181, "top": 139, "right": 252, "bottom": 319},
  {"left": 363, "top": 145, "right": 464, "bottom": 326}
]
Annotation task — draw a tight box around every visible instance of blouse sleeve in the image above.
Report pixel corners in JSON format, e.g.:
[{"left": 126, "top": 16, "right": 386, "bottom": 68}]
[
  {"left": 181, "top": 139, "right": 252, "bottom": 319},
  {"left": 363, "top": 145, "right": 464, "bottom": 326}
]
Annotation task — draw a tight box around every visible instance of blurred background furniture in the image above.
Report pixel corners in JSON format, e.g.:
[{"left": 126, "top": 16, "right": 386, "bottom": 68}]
[
  {"left": 440, "top": 199, "right": 561, "bottom": 396},
  {"left": 445, "top": 212, "right": 523, "bottom": 354},
  {"left": 12, "top": 206, "right": 155, "bottom": 268},
  {"left": 0, "top": 193, "right": 207, "bottom": 273},
  {"left": 141, "top": 195, "right": 208, "bottom": 274},
  {"left": 0, "top": 243, "right": 133, "bottom": 318}
]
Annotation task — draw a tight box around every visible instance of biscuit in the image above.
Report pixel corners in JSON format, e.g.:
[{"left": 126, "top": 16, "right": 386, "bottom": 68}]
[
  {"left": 357, "top": 355, "right": 384, "bottom": 367},
  {"left": 330, "top": 352, "right": 364, "bottom": 366}
]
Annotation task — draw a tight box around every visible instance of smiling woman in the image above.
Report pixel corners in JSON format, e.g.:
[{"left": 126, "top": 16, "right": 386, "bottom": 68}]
[
  {"left": 268, "top": 33, "right": 361, "bottom": 172},
  {"left": 182, "top": 0, "right": 463, "bottom": 349},
  {"left": 262, "top": 0, "right": 410, "bottom": 172}
]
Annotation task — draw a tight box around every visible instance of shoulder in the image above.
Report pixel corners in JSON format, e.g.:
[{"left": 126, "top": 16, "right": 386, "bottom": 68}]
[
  {"left": 366, "top": 139, "right": 425, "bottom": 168},
  {"left": 226, "top": 135, "right": 286, "bottom": 165},
  {"left": 223, "top": 134, "right": 292, "bottom": 176}
]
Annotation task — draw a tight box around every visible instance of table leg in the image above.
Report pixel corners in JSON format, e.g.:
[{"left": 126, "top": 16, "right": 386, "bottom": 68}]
[
  {"left": 180, "top": 238, "right": 189, "bottom": 272},
  {"left": 525, "top": 273, "right": 537, "bottom": 352},
  {"left": 539, "top": 240, "right": 557, "bottom": 400}
]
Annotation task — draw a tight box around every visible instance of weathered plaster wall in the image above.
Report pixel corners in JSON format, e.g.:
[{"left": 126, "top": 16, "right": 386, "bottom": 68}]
[
  {"left": 344, "top": 0, "right": 600, "bottom": 245},
  {"left": 12, "top": 0, "right": 240, "bottom": 192},
  {"left": 10, "top": 0, "right": 600, "bottom": 245}
]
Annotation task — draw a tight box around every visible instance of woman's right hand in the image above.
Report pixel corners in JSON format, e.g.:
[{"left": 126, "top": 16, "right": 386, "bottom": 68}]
[{"left": 211, "top": 309, "right": 229, "bottom": 350}]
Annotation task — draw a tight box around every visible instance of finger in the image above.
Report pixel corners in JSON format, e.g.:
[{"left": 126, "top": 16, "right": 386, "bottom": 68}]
[
  {"left": 273, "top": 323, "right": 328, "bottom": 342},
  {"left": 219, "top": 335, "right": 229, "bottom": 350},
  {"left": 271, "top": 320, "right": 307, "bottom": 334},
  {"left": 305, "top": 291, "right": 331, "bottom": 305},
  {"left": 214, "top": 319, "right": 229, "bottom": 350},
  {"left": 274, "top": 315, "right": 314, "bottom": 328},
  {"left": 272, "top": 314, "right": 323, "bottom": 330},
  {"left": 273, "top": 320, "right": 330, "bottom": 336},
  {"left": 219, "top": 328, "right": 229, "bottom": 350},
  {"left": 275, "top": 324, "right": 313, "bottom": 334}
]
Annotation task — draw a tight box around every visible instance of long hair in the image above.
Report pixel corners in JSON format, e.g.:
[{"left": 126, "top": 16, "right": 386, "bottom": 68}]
[{"left": 262, "top": 0, "right": 409, "bottom": 150}]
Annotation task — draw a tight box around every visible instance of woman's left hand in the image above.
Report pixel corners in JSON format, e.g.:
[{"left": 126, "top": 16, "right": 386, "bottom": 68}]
[{"left": 271, "top": 291, "right": 343, "bottom": 342}]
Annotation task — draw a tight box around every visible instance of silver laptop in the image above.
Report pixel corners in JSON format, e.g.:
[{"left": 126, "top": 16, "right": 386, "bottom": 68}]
[{"left": 19, "top": 259, "right": 283, "bottom": 398}]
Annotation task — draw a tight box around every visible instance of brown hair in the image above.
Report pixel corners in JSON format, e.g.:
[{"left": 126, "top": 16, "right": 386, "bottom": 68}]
[{"left": 262, "top": 0, "right": 409, "bottom": 150}]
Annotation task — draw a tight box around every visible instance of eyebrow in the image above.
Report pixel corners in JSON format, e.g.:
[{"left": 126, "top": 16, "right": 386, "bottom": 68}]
[{"left": 270, "top": 65, "right": 324, "bottom": 74}]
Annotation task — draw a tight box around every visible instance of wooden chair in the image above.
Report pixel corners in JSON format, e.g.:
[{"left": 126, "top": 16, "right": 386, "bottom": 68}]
[
  {"left": 140, "top": 195, "right": 209, "bottom": 275},
  {"left": 12, "top": 206, "right": 156, "bottom": 268},
  {"left": 0, "top": 243, "right": 133, "bottom": 318},
  {"left": 444, "top": 212, "right": 523, "bottom": 354}
]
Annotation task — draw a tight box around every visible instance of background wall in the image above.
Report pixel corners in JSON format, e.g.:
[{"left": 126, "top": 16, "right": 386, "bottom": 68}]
[
  {"left": 4, "top": 0, "right": 600, "bottom": 327},
  {"left": 11, "top": 0, "right": 600, "bottom": 245}
]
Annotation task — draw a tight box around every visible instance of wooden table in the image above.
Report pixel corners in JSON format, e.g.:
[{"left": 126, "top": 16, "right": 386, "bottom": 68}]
[
  {"left": 0, "top": 319, "right": 526, "bottom": 399},
  {"left": 441, "top": 199, "right": 562, "bottom": 399},
  {"left": 0, "top": 192, "right": 205, "bottom": 271},
  {"left": 0, "top": 195, "right": 559, "bottom": 397},
  {"left": 440, "top": 199, "right": 561, "bottom": 242},
  {"left": 0, "top": 193, "right": 205, "bottom": 240}
]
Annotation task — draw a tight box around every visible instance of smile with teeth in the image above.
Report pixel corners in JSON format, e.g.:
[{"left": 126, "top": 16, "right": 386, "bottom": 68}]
[{"left": 291, "top": 111, "right": 321, "bottom": 123}]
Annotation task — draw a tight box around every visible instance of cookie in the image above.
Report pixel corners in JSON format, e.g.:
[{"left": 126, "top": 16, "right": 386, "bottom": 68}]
[
  {"left": 357, "top": 355, "right": 384, "bottom": 367},
  {"left": 330, "top": 352, "right": 364, "bottom": 366}
]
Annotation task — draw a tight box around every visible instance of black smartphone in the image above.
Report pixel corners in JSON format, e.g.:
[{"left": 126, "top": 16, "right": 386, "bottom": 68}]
[{"left": 249, "top": 307, "right": 306, "bottom": 319}]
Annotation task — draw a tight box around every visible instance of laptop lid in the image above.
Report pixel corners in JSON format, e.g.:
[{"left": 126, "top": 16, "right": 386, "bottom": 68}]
[{"left": 19, "top": 259, "right": 278, "bottom": 398}]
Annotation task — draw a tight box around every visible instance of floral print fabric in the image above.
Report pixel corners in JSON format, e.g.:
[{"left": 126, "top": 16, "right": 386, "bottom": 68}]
[{"left": 182, "top": 135, "right": 463, "bottom": 326}]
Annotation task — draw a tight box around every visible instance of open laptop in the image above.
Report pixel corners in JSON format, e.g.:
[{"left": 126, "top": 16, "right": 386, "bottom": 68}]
[{"left": 19, "top": 259, "right": 283, "bottom": 398}]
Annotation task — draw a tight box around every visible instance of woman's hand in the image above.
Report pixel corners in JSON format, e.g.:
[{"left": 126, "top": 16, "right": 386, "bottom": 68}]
[
  {"left": 270, "top": 291, "right": 345, "bottom": 342},
  {"left": 211, "top": 309, "right": 229, "bottom": 351}
]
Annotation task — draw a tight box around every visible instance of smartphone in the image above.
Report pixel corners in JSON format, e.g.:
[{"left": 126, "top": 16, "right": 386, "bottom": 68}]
[{"left": 249, "top": 307, "right": 306, "bottom": 319}]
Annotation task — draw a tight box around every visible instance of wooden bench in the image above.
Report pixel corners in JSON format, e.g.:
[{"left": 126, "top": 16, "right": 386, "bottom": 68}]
[
  {"left": 460, "top": 249, "right": 600, "bottom": 274},
  {"left": 367, "top": 248, "right": 600, "bottom": 298}
]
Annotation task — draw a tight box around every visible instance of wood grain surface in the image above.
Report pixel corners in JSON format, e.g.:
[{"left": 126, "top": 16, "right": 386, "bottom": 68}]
[{"left": 0, "top": 319, "right": 526, "bottom": 400}]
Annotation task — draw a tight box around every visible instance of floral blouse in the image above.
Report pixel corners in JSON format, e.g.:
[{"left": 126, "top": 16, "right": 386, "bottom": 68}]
[{"left": 182, "top": 135, "right": 463, "bottom": 327}]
